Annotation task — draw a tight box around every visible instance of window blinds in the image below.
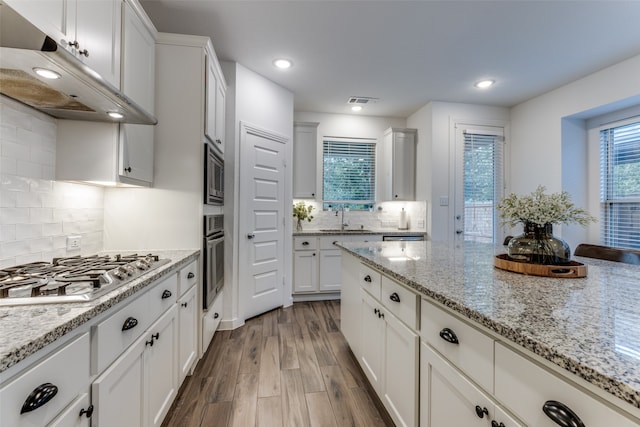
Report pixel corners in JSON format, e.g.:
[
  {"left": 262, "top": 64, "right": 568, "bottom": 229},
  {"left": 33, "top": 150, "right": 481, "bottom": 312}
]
[
  {"left": 322, "top": 139, "right": 376, "bottom": 204},
  {"left": 463, "top": 128, "right": 504, "bottom": 243},
  {"left": 600, "top": 120, "right": 640, "bottom": 249}
]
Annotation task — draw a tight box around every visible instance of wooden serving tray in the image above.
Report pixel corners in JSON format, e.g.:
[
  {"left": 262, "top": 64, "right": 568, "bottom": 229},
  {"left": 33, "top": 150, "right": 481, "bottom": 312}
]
[{"left": 494, "top": 254, "right": 587, "bottom": 278}]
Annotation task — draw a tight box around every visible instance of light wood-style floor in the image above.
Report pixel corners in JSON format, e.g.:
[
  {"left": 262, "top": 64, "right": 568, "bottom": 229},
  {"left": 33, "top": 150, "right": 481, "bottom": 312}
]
[{"left": 162, "top": 300, "right": 393, "bottom": 427}]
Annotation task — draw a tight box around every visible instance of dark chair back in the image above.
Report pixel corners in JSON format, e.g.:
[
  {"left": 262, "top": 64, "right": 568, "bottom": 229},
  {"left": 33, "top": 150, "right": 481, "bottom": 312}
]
[{"left": 574, "top": 243, "right": 640, "bottom": 265}]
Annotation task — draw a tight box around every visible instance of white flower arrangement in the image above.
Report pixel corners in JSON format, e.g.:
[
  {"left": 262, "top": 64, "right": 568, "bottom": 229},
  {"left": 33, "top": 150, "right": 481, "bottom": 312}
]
[
  {"left": 496, "top": 186, "right": 597, "bottom": 227},
  {"left": 293, "top": 201, "right": 314, "bottom": 222}
]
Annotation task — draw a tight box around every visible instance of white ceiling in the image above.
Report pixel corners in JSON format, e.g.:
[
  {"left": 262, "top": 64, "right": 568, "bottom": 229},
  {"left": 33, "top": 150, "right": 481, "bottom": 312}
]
[{"left": 140, "top": 0, "right": 640, "bottom": 118}]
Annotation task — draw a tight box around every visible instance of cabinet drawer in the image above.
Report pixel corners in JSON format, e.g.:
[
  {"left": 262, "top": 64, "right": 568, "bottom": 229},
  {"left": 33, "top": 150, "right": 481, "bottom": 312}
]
[
  {"left": 294, "top": 236, "right": 317, "bottom": 250},
  {"left": 0, "top": 333, "right": 90, "bottom": 427},
  {"left": 495, "top": 343, "right": 638, "bottom": 427},
  {"left": 202, "top": 291, "right": 224, "bottom": 352},
  {"left": 93, "top": 291, "right": 150, "bottom": 374},
  {"left": 319, "top": 235, "right": 347, "bottom": 250},
  {"left": 359, "top": 263, "right": 382, "bottom": 300},
  {"left": 381, "top": 276, "right": 418, "bottom": 329},
  {"left": 178, "top": 260, "right": 198, "bottom": 297},
  {"left": 148, "top": 273, "right": 178, "bottom": 322},
  {"left": 421, "top": 300, "right": 494, "bottom": 392}
]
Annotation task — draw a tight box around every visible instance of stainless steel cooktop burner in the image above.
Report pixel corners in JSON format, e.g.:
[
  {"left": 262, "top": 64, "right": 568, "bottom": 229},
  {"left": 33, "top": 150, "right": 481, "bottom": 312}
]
[{"left": 0, "top": 254, "right": 170, "bottom": 306}]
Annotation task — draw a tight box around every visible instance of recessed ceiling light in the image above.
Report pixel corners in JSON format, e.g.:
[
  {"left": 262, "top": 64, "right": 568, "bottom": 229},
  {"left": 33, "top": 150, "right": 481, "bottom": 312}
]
[
  {"left": 273, "top": 59, "right": 292, "bottom": 69},
  {"left": 351, "top": 105, "right": 363, "bottom": 112},
  {"left": 475, "top": 79, "right": 495, "bottom": 89},
  {"left": 33, "top": 68, "right": 61, "bottom": 79},
  {"left": 108, "top": 112, "right": 124, "bottom": 119}
]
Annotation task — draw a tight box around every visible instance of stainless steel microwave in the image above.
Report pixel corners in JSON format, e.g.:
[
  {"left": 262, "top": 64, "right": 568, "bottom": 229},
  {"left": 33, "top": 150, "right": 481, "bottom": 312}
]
[{"left": 205, "top": 142, "right": 224, "bottom": 205}]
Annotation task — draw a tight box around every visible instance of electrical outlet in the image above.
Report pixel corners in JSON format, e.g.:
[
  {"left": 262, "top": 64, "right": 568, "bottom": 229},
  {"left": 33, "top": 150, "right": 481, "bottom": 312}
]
[
  {"left": 418, "top": 219, "right": 425, "bottom": 228},
  {"left": 66, "top": 235, "right": 82, "bottom": 251},
  {"left": 439, "top": 196, "right": 449, "bottom": 206}
]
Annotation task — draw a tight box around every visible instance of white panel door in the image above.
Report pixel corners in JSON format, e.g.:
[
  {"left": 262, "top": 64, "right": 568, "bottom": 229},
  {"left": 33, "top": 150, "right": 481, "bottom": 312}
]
[{"left": 239, "top": 122, "right": 288, "bottom": 319}]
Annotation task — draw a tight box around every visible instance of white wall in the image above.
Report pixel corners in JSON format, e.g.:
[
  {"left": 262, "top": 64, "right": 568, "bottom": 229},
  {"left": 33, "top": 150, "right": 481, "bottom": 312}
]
[
  {"left": 407, "top": 102, "right": 510, "bottom": 241},
  {"left": 0, "top": 96, "right": 104, "bottom": 267},
  {"left": 222, "top": 62, "right": 294, "bottom": 326},
  {"left": 511, "top": 54, "right": 640, "bottom": 247}
]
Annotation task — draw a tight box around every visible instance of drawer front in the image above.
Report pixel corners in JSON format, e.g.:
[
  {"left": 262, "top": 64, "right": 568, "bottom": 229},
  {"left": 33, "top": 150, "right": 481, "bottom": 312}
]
[
  {"left": 381, "top": 276, "right": 418, "bottom": 329},
  {"left": 294, "top": 236, "right": 317, "bottom": 250},
  {"left": 0, "top": 333, "right": 90, "bottom": 427},
  {"left": 148, "top": 273, "right": 178, "bottom": 322},
  {"left": 359, "top": 263, "right": 382, "bottom": 300},
  {"left": 421, "top": 299, "right": 494, "bottom": 391},
  {"left": 178, "top": 260, "right": 198, "bottom": 297},
  {"left": 319, "top": 235, "right": 348, "bottom": 250},
  {"left": 202, "top": 290, "right": 224, "bottom": 352},
  {"left": 93, "top": 291, "right": 150, "bottom": 374},
  {"left": 495, "top": 343, "right": 638, "bottom": 427},
  {"left": 350, "top": 234, "right": 383, "bottom": 243}
]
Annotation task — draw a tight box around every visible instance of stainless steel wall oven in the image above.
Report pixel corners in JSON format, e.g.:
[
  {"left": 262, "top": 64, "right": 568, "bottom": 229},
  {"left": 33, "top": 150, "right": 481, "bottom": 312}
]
[
  {"left": 204, "top": 142, "right": 224, "bottom": 205},
  {"left": 203, "top": 214, "right": 224, "bottom": 309}
]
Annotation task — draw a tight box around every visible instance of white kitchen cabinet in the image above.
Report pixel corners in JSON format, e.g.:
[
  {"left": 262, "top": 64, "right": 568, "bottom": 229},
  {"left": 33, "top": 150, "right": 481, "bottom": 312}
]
[
  {"left": 5, "top": 0, "right": 122, "bottom": 87},
  {"left": 360, "top": 289, "right": 419, "bottom": 427},
  {"left": 92, "top": 305, "right": 178, "bottom": 427},
  {"left": 293, "top": 122, "right": 319, "bottom": 198},
  {"left": 319, "top": 249, "right": 342, "bottom": 291},
  {"left": 293, "top": 247, "right": 318, "bottom": 293},
  {"left": 420, "top": 342, "right": 522, "bottom": 427},
  {"left": 205, "top": 51, "right": 226, "bottom": 154},
  {"left": 380, "top": 127, "right": 417, "bottom": 201},
  {"left": 178, "top": 284, "right": 198, "bottom": 384},
  {"left": 202, "top": 290, "right": 224, "bottom": 353},
  {"left": 340, "top": 252, "right": 362, "bottom": 357}
]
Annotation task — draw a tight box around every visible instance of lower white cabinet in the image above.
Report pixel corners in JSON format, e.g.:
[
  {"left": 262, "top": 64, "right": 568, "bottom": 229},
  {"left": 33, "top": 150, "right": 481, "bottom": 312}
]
[
  {"left": 92, "top": 305, "right": 178, "bottom": 427},
  {"left": 340, "top": 253, "right": 362, "bottom": 357},
  {"left": 361, "top": 289, "right": 419, "bottom": 427},
  {"left": 293, "top": 249, "right": 318, "bottom": 293},
  {"left": 319, "top": 249, "right": 341, "bottom": 291},
  {"left": 202, "top": 290, "right": 224, "bottom": 353},
  {"left": 178, "top": 284, "right": 198, "bottom": 384}
]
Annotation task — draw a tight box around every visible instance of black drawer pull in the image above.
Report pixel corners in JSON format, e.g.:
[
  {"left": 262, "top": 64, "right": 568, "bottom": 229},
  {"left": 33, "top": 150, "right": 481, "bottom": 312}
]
[
  {"left": 543, "top": 400, "right": 585, "bottom": 427},
  {"left": 363, "top": 275, "right": 372, "bottom": 283},
  {"left": 302, "top": 241, "right": 310, "bottom": 246},
  {"left": 214, "top": 312, "right": 219, "bottom": 319},
  {"left": 21, "top": 383, "right": 58, "bottom": 413},
  {"left": 475, "top": 405, "right": 488, "bottom": 419},
  {"left": 152, "top": 332, "right": 159, "bottom": 341},
  {"left": 389, "top": 292, "right": 400, "bottom": 303},
  {"left": 439, "top": 328, "right": 459, "bottom": 344},
  {"left": 187, "top": 272, "right": 195, "bottom": 279},
  {"left": 181, "top": 302, "right": 188, "bottom": 307},
  {"left": 122, "top": 317, "right": 138, "bottom": 331},
  {"left": 491, "top": 421, "right": 505, "bottom": 427},
  {"left": 161, "top": 290, "right": 172, "bottom": 299},
  {"left": 79, "top": 405, "right": 94, "bottom": 418}
]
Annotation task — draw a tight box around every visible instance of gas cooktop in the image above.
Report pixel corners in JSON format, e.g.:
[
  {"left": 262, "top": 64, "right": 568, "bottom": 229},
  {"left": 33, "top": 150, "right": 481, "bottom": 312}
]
[{"left": 0, "top": 254, "right": 170, "bottom": 306}]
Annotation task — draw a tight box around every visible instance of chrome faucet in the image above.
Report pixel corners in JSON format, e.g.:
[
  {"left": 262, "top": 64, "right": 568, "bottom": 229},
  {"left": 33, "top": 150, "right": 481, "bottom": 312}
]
[{"left": 335, "top": 204, "right": 349, "bottom": 230}]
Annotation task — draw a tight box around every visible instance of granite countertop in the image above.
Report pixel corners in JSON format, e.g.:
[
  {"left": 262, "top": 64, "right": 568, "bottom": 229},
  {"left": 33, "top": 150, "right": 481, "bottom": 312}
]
[
  {"left": 293, "top": 229, "right": 427, "bottom": 237},
  {"left": 0, "top": 250, "right": 199, "bottom": 374},
  {"left": 337, "top": 240, "right": 640, "bottom": 410}
]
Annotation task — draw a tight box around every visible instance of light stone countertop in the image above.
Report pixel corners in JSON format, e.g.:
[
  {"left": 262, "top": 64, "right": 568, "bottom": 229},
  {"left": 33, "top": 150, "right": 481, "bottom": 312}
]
[
  {"left": 337, "top": 240, "right": 640, "bottom": 410},
  {"left": 0, "top": 249, "right": 199, "bottom": 374},
  {"left": 293, "top": 229, "right": 427, "bottom": 237}
]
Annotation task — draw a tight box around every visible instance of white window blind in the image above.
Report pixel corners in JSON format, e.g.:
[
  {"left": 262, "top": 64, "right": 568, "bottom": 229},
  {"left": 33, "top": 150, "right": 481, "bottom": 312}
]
[
  {"left": 322, "top": 139, "right": 376, "bottom": 208},
  {"left": 463, "top": 128, "right": 504, "bottom": 243},
  {"left": 600, "top": 120, "right": 640, "bottom": 249}
]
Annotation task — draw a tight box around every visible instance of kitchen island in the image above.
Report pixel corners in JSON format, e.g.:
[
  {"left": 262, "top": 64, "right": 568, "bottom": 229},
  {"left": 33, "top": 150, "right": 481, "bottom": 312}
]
[{"left": 338, "top": 240, "right": 640, "bottom": 426}]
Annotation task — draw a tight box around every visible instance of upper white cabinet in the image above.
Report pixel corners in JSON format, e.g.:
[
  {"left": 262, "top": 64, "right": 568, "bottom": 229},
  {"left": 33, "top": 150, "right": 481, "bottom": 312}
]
[
  {"left": 380, "top": 127, "right": 417, "bottom": 201},
  {"left": 293, "top": 122, "right": 319, "bottom": 198},
  {"left": 56, "top": 0, "right": 155, "bottom": 186},
  {"left": 205, "top": 51, "right": 226, "bottom": 154},
  {"left": 6, "top": 0, "right": 122, "bottom": 87}
]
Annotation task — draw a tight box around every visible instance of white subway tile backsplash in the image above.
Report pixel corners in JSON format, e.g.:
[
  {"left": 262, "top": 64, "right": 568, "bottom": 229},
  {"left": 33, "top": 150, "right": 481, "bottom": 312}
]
[{"left": 1, "top": 96, "right": 105, "bottom": 265}]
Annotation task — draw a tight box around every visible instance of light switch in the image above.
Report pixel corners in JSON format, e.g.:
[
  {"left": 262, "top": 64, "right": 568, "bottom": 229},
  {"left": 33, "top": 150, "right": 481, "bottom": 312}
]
[{"left": 439, "top": 196, "right": 449, "bottom": 206}]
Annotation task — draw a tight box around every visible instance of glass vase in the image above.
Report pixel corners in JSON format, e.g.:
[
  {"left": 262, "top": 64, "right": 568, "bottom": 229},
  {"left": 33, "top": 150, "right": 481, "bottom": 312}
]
[
  {"left": 507, "top": 222, "right": 571, "bottom": 265},
  {"left": 296, "top": 218, "right": 303, "bottom": 232}
]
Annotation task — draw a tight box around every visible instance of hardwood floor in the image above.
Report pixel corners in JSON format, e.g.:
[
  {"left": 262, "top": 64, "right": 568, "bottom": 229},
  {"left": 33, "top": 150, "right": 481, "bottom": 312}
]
[{"left": 162, "top": 301, "right": 393, "bottom": 427}]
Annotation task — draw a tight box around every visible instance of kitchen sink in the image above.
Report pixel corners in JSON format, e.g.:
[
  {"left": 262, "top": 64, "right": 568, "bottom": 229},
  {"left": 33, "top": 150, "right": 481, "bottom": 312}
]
[{"left": 319, "top": 229, "right": 372, "bottom": 233}]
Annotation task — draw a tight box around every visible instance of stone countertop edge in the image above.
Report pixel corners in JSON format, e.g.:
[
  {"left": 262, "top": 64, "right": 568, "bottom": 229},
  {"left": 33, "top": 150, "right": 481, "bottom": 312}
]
[
  {"left": 335, "top": 242, "right": 640, "bottom": 411},
  {"left": 0, "top": 250, "right": 199, "bottom": 374},
  {"left": 293, "top": 229, "right": 427, "bottom": 236}
]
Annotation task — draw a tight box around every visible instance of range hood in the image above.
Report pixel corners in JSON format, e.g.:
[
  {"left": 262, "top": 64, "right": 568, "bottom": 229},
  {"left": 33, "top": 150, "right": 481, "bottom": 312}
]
[{"left": 0, "top": 2, "right": 157, "bottom": 125}]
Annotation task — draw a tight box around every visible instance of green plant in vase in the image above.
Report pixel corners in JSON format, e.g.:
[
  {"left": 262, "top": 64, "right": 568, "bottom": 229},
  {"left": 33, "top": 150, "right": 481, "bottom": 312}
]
[
  {"left": 293, "top": 201, "right": 314, "bottom": 231},
  {"left": 497, "top": 186, "right": 597, "bottom": 265}
]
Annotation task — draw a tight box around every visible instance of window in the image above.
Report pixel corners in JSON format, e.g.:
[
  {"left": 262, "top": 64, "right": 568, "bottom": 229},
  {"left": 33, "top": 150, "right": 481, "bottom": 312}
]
[
  {"left": 600, "top": 119, "right": 640, "bottom": 249},
  {"left": 322, "top": 138, "right": 376, "bottom": 210},
  {"left": 457, "top": 126, "right": 504, "bottom": 243}
]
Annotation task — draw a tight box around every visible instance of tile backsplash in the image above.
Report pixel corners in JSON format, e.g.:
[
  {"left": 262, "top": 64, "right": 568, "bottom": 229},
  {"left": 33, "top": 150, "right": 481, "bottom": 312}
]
[{"left": 0, "top": 96, "right": 104, "bottom": 268}]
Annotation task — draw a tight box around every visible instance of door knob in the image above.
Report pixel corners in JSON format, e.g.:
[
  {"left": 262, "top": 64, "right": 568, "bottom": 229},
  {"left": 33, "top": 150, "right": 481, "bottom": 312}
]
[
  {"left": 456, "top": 229, "right": 464, "bottom": 234},
  {"left": 247, "top": 233, "right": 255, "bottom": 239}
]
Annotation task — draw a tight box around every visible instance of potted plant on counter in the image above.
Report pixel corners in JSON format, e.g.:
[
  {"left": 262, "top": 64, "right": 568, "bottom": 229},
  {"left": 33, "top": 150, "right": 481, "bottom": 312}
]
[
  {"left": 293, "top": 201, "right": 314, "bottom": 232},
  {"left": 497, "top": 186, "right": 597, "bottom": 265}
]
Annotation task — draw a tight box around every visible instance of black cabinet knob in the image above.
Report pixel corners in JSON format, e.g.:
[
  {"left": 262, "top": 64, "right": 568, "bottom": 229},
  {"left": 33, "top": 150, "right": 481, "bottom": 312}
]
[
  {"left": 543, "top": 400, "right": 585, "bottom": 427},
  {"left": 68, "top": 40, "right": 80, "bottom": 49},
  {"left": 152, "top": 332, "right": 159, "bottom": 341},
  {"left": 214, "top": 312, "right": 219, "bottom": 319},
  {"left": 79, "top": 405, "right": 94, "bottom": 418},
  {"left": 124, "top": 166, "right": 132, "bottom": 173},
  {"left": 122, "top": 316, "right": 138, "bottom": 331},
  {"left": 161, "top": 290, "right": 172, "bottom": 299},
  {"left": 302, "top": 241, "right": 309, "bottom": 246},
  {"left": 181, "top": 302, "right": 188, "bottom": 307},
  {"left": 475, "top": 406, "right": 489, "bottom": 419},
  {"left": 439, "top": 328, "right": 459, "bottom": 344},
  {"left": 187, "top": 272, "right": 195, "bottom": 279},
  {"left": 389, "top": 292, "right": 400, "bottom": 303},
  {"left": 21, "top": 383, "right": 58, "bottom": 414},
  {"left": 491, "top": 421, "right": 505, "bottom": 427},
  {"left": 363, "top": 275, "right": 372, "bottom": 283}
]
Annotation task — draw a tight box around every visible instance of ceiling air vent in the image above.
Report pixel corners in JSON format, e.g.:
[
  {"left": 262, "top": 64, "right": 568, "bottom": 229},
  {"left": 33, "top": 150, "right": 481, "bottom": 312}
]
[{"left": 347, "top": 96, "right": 379, "bottom": 104}]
